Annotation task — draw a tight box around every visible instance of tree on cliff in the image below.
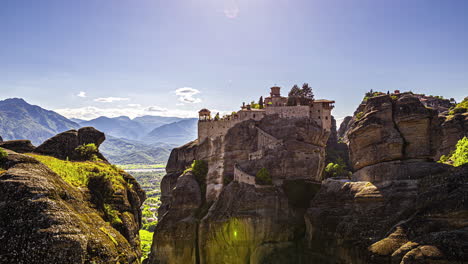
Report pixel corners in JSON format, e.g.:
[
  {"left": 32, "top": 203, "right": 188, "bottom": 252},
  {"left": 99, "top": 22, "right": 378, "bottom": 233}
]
[
  {"left": 302, "top": 83, "right": 314, "bottom": 99},
  {"left": 259, "top": 96, "right": 264, "bottom": 109},
  {"left": 256, "top": 168, "right": 272, "bottom": 185}
]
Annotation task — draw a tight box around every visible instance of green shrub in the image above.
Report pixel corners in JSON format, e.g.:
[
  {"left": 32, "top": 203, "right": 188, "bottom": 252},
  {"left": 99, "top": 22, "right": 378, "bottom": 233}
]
[
  {"left": 356, "top": 112, "right": 364, "bottom": 120},
  {"left": 324, "top": 158, "right": 351, "bottom": 178},
  {"left": 256, "top": 168, "right": 272, "bottom": 185},
  {"left": 103, "top": 204, "right": 123, "bottom": 226},
  {"left": 448, "top": 97, "right": 468, "bottom": 115},
  {"left": 0, "top": 148, "right": 7, "bottom": 160},
  {"left": 140, "top": 229, "right": 154, "bottom": 261},
  {"left": 187, "top": 160, "right": 208, "bottom": 201},
  {"left": 75, "top": 143, "right": 99, "bottom": 161},
  {"left": 438, "top": 137, "right": 468, "bottom": 167},
  {"left": 451, "top": 137, "right": 468, "bottom": 167}
]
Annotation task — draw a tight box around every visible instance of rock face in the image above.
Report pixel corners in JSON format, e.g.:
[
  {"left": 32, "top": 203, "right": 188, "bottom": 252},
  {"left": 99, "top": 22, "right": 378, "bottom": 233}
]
[
  {"left": 0, "top": 132, "right": 145, "bottom": 263},
  {"left": 337, "top": 116, "right": 352, "bottom": 139},
  {"left": 302, "top": 94, "right": 468, "bottom": 263},
  {"left": 0, "top": 140, "right": 36, "bottom": 153},
  {"left": 304, "top": 162, "right": 467, "bottom": 264},
  {"left": 149, "top": 93, "right": 467, "bottom": 264},
  {"left": 436, "top": 113, "right": 468, "bottom": 159},
  {"left": 149, "top": 114, "right": 329, "bottom": 264},
  {"left": 35, "top": 127, "right": 106, "bottom": 160},
  {"left": 347, "top": 94, "right": 440, "bottom": 170}
]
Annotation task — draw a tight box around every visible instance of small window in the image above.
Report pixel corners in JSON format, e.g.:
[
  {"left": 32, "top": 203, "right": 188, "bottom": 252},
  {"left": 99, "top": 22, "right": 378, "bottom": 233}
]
[
  {"left": 318, "top": 116, "right": 321, "bottom": 119},
  {"left": 253, "top": 114, "right": 256, "bottom": 118},
  {"left": 325, "top": 116, "right": 328, "bottom": 120}
]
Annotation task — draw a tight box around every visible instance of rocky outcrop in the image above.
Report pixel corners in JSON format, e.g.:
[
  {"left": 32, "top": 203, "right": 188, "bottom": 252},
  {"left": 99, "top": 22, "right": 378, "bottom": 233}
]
[
  {"left": 347, "top": 94, "right": 439, "bottom": 170},
  {"left": 0, "top": 148, "right": 145, "bottom": 263},
  {"left": 304, "top": 162, "right": 467, "bottom": 264},
  {"left": 147, "top": 171, "right": 202, "bottom": 264},
  {"left": 149, "top": 114, "right": 329, "bottom": 264},
  {"left": 337, "top": 116, "right": 352, "bottom": 139},
  {"left": 302, "top": 93, "right": 468, "bottom": 263},
  {"left": 436, "top": 113, "right": 468, "bottom": 159},
  {"left": 0, "top": 140, "right": 36, "bottom": 153},
  {"left": 35, "top": 127, "right": 106, "bottom": 161},
  {"left": 149, "top": 93, "right": 467, "bottom": 264}
]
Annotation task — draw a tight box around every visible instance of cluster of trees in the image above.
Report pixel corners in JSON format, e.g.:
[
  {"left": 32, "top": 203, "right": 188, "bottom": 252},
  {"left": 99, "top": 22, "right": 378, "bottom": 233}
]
[{"left": 287, "top": 83, "right": 314, "bottom": 106}]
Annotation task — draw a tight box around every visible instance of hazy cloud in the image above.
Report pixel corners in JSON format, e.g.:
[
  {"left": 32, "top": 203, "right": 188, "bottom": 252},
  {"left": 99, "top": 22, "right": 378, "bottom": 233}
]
[
  {"left": 224, "top": 0, "right": 239, "bottom": 18},
  {"left": 175, "top": 87, "right": 202, "bottom": 103},
  {"left": 77, "top": 91, "right": 86, "bottom": 98},
  {"left": 94, "top": 97, "right": 130, "bottom": 103}
]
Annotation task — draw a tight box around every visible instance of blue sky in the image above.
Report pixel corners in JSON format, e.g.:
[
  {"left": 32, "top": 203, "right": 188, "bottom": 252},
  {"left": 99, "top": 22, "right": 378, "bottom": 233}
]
[{"left": 1, "top": 0, "right": 467, "bottom": 121}]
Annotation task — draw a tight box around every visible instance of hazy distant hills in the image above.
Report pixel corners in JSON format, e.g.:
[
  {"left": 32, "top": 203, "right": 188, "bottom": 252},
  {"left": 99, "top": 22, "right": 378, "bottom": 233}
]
[
  {"left": 0, "top": 98, "right": 198, "bottom": 164},
  {"left": 100, "top": 136, "right": 175, "bottom": 164},
  {"left": 144, "top": 119, "right": 198, "bottom": 144},
  {"left": 0, "top": 98, "right": 79, "bottom": 145},
  {"left": 76, "top": 115, "right": 189, "bottom": 141}
]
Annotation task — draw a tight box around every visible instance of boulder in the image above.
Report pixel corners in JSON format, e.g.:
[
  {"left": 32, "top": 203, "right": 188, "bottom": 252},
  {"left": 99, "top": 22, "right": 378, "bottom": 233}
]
[
  {"left": 35, "top": 127, "right": 106, "bottom": 161},
  {"left": 0, "top": 140, "right": 36, "bottom": 153},
  {"left": 77, "top": 127, "right": 105, "bottom": 147}
]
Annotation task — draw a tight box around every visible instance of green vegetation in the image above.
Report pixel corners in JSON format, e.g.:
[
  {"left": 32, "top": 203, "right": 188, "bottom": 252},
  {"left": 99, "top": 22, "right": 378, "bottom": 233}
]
[
  {"left": 439, "top": 137, "right": 468, "bottom": 167},
  {"left": 140, "top": 229, "right": 153, "bottom": 260},
  {"left": 186, "top": 160, "right": 208, "bottom": 200},
  {"left": 256, "top": 168, "right": 272, "bottom": 185},
  {"left": 100, "top": 227, "right": 118, "bottom": 246},
  {"left": 324, "top": 158, "right": 351, "bottom": 178},
  {"left": 0, "top": 148, "right": 7, "bottom": 160},
  {"left": 448, "top": 97, "right": 468, "bottom": 115},
  {"left": 28, "top": 154, "right": 129, "bottom": 228},
  {"left": 75, "top": 143, "right": 99, "bottom": 161},
  {"left": 355, "top": 111, "right": 364, "bottom": 120},
  {"left": 287, "top": 83, "right": 314, "bottom": 106},
  {"left": 29, "top": 154, "right": 126, "bottom": 189},
  {"left": 104, "top": 204, "right": 123, "bottom": 225},
  {"left": 363, "top": 89, "right": 385, "bottom": 102}
]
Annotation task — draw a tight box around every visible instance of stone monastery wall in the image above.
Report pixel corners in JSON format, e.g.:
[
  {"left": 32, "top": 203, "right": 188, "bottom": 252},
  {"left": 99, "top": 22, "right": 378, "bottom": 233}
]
[
  {"left": 233, "top": 164, "right": 256, "bottom": 185},
  {"left": 265, "top": 105, "right": 311, "bottom": 118},
  {"left": 198, "top": 104, "right": 332, "bottom": 142}
]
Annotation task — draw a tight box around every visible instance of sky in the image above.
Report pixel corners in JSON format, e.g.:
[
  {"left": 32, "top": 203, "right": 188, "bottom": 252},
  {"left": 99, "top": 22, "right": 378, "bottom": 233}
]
[{"left": 1, "top": 0, "right": 467, "bottom": 121}]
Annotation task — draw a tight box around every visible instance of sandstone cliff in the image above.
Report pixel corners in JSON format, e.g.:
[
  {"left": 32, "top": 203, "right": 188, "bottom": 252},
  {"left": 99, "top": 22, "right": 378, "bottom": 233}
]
[
  {"left": 148, "top": 115, "right": 328, "bottom": 264},
  {"left": 148, "top": 93, "right": 467, "bottom": 264},
  {"left": 0, "top": 129, "right": 145, "bottom": 263}
]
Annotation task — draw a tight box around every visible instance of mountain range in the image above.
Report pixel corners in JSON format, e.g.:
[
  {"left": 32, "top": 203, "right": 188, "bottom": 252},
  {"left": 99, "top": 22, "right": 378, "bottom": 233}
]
[{"left": 0, "top": 98, "right": 198, "bottom": 164}]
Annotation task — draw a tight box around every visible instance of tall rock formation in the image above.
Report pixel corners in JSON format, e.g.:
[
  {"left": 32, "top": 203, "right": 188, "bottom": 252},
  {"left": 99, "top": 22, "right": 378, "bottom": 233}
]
[
  {"left": 148, "top": 92, "right": 467, "bottom": 264},
  {"left": 304, "top": 93, "right": 468, "bottom": 263},
  {"left": 148, "top": 115, "right": 329, "bottom": 264},
  {"left": 0, "top": 129, "right": 145, "bottom": 263}
]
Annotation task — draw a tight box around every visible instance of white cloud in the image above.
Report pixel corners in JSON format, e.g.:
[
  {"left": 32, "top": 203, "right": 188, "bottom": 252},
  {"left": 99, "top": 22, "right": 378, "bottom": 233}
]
[
  {"left": 77, "top": 91, "right": 86, "bottom": 98},
  {"left": 224, "top": 0, "right": 239, "bottom": 18},
  {"left": 94, "top": 97, "right": 130, "bottom": 103},
  {"left": 54, "top": 105, "right": 199, "bottom": 120},
  {"left": 175, "top": 87, "right": 202, "bottom": 103},
  {"left": 127, "top": 103, "right": 141, "bottom": 108}
]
